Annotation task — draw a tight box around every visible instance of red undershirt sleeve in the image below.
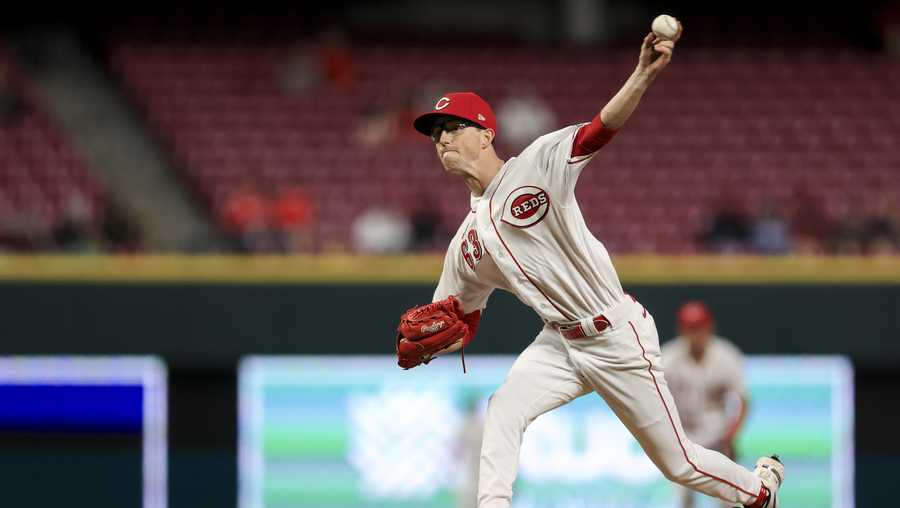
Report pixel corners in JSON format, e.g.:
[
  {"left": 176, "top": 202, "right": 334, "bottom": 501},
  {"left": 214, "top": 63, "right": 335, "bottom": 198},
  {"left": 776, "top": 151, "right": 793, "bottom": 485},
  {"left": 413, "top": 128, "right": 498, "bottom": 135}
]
[{"left": 570, "top": 113, "right": 619, "bottom": 158}]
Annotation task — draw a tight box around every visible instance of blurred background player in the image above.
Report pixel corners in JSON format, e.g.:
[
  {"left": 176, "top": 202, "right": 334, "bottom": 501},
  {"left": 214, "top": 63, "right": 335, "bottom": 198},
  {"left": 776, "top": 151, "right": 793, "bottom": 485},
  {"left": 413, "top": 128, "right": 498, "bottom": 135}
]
[{"left": 662, "top": 301, "right": 749, "bottom": 508}]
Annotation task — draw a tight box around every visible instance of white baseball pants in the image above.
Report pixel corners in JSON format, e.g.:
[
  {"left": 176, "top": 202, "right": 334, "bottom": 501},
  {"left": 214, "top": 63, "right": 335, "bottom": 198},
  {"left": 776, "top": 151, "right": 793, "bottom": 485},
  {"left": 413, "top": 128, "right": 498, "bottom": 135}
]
[
  {"left": 477, "top": 298, "right": 765, "bottom": 508},
  {"left": 678, "top": 484, "right": 736, "bottom": 508}
]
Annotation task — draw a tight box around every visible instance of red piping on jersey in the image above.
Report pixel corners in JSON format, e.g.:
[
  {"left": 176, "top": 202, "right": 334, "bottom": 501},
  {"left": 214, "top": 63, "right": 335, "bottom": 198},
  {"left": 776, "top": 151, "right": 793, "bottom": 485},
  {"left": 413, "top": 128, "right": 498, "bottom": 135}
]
[
  {"left": 570, "top": 114, "right": 618, "bottom": 160},
  {"left": 628, "top": 321, "right": 763, "bottom": 503},
  {"left": 488, "top": 166, "right": 575, "bottom": 322}
]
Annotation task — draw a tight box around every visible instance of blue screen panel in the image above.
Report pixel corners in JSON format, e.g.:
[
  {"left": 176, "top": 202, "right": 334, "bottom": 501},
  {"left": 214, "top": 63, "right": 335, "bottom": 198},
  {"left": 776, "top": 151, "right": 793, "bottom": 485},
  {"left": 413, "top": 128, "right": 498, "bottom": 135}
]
[{"left": 0, "top": 384, "right": 144, "bottom": 432}]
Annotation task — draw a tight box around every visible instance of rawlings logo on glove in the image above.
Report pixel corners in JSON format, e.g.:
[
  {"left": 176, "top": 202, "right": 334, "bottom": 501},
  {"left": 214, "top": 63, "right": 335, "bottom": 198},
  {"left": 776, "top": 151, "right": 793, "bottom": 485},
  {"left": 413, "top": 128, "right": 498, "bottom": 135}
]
[
  {"left": 395, "top": 295, "right": 481, "bottom": 372},
  {"left": 420, "top": 322, "right": 445, "bottom": 334}
]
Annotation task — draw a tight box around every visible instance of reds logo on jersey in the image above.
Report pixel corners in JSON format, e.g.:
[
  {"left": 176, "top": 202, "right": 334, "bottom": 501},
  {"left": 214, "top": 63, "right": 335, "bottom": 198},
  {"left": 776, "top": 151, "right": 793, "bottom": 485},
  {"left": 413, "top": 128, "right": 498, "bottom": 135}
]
[{"left": 501, "top": 186, "right": 551, "bottom": 228}]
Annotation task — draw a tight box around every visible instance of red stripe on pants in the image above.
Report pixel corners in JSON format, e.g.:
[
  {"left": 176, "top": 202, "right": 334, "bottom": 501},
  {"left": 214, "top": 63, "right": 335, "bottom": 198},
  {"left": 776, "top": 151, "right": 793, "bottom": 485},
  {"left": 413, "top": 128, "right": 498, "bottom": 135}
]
[{"left": 628, "top": 321, "right": 762, "bottom": 502}]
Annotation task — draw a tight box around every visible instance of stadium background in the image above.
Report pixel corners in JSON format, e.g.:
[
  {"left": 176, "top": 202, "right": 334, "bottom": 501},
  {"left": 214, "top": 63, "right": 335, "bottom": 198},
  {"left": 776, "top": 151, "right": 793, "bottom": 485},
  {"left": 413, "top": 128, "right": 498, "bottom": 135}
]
[{"left": 0, "top": 1, "right": 897, "bottom": 507}]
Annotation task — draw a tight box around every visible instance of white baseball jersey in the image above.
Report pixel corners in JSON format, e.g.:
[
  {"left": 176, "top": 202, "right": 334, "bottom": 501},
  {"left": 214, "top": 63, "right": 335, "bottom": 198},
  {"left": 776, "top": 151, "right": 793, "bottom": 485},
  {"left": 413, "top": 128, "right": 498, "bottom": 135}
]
[
  {"left": 661, "top": 336, "right": 747, "bottom": 448},
  {"left": 433, "top": 124, "right": 625, "bottom": 325},
  {"left": 429, "top": 123, "right": 768, "bottom": 508}
]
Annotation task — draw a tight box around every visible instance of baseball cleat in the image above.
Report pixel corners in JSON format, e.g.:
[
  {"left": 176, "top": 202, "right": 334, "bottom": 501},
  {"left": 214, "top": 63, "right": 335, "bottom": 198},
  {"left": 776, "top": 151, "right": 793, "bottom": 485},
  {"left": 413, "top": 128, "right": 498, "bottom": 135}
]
[{"left": 750, "top": 455, "right": 785, "bottom": 507}]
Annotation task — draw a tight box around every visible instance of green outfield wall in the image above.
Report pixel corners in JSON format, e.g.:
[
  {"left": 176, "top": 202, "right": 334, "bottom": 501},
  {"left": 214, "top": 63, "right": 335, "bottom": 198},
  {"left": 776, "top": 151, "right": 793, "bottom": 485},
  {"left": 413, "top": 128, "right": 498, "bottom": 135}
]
[{"left": 0, "top": 255, "right": 897, "bottom": 366}]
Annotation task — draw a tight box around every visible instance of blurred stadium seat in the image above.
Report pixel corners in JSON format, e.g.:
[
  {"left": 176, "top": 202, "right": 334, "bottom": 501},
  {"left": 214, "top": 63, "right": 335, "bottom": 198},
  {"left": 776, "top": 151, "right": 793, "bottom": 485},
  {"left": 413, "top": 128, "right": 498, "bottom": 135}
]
[
  {"left": 0, "top": 47, "right": 104, "bottom": 246},
  {"left": 110, "top": 44, "right": 900, "bottom": 252}
]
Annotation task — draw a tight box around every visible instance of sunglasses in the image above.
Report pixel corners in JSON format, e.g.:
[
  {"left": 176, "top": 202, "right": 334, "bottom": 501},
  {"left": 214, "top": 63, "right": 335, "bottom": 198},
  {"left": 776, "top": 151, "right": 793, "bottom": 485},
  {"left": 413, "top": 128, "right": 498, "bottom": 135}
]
[{"left": 430, "top": 119, "right": 482, "bottom": 143}]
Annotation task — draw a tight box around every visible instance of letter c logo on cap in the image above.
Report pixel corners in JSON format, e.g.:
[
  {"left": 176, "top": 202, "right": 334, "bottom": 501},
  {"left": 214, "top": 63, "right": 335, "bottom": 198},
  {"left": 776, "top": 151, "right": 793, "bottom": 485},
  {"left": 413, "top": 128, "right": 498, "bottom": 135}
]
[{"left": 435, "top": 97, "right": 451, "bottom": 110}]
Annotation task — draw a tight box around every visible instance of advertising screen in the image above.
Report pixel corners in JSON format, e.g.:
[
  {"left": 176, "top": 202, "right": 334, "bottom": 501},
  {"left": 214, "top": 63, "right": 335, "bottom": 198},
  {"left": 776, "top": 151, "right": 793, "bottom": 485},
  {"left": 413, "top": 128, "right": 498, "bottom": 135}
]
[
  {"left": 0, "top": 356, "right": 167, "bottom": 508},
  {"left": 240, "top": 355, "right": 852, "bottom": 508}
]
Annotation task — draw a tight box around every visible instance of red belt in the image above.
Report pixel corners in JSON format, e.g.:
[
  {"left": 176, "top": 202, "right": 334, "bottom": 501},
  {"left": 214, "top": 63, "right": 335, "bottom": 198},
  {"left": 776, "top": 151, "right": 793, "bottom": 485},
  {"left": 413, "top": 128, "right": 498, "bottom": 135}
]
[{"left": 558, "top": 315, "right": 611, "bottom": 340}]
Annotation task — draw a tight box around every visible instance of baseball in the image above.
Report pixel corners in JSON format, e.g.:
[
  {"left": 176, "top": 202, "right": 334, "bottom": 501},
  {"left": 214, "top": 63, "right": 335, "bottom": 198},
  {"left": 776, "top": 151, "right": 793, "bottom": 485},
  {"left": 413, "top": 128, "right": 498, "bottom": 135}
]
[{"left": 651, "top": 14, "right": 679, "bottom": 40}]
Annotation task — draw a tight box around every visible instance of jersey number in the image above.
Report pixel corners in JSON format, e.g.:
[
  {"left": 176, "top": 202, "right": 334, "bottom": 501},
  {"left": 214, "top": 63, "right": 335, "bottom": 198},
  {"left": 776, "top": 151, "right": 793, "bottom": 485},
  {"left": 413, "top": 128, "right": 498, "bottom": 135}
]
[{"left": 461, "top": 229, "right": 483, "bottom": 270}]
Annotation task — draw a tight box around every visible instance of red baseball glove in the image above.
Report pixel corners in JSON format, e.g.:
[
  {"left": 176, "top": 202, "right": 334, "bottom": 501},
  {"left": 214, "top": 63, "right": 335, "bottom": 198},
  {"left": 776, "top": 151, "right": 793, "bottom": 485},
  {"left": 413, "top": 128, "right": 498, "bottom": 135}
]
[{"left": 395, "top": 295, "right": 480, "bottom": 371}]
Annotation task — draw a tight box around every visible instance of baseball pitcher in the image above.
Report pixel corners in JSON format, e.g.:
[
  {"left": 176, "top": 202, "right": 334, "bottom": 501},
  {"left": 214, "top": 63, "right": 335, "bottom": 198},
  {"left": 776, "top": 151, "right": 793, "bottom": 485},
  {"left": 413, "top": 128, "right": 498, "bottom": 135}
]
[{"left": 395, "top": 23, "right": 785, "bottom": 508}]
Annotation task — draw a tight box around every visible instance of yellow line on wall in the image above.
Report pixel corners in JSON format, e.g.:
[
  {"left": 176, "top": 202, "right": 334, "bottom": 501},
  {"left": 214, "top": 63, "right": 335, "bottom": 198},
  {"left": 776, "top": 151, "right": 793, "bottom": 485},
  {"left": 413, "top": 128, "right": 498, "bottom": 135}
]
[{"left": 0, "top": 255, "right": 897, "bottom": 284}]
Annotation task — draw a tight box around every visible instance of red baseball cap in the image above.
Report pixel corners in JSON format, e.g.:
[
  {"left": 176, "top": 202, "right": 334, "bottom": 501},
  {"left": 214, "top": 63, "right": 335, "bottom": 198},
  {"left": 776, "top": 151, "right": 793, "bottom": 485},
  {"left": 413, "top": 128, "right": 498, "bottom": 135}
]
[
  {"left": 676, "top": 301, "right": 714, "bottom": 329},
  {"left": 413, "top": 92, "right": 498, "bottom": 138}
]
